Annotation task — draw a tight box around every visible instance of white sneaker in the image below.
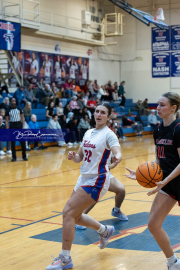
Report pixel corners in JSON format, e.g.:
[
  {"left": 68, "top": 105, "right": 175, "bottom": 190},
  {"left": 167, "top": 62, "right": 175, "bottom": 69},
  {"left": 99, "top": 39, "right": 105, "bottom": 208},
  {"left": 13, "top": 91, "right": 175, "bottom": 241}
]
[
  {"left": 73, "top": 142, "right": 77, "bottom": 145},
  {"left": 0, "top": 150, "right": 6, "bottom": 155},
  {"left": 68, "top": 142, "right": 73, "bottom": 146},
  {"left": 46, "top": 254, "right": 73, "bottom": 270},
  {"left": 6, "top": 150, "right": 12, "bottom": 154},
  {"left": 98, "top": 225, "right": 114, "bottom": 249},
  {"left": 167, "top": 258, "right": 180, "bottom": 269}
]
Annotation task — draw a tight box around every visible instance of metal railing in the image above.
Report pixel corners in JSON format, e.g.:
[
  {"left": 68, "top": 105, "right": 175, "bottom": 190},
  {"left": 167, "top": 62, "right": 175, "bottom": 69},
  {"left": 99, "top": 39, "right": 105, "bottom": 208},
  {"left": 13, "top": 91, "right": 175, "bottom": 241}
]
[{"left": 1, "top": 0, "right": 104, "bottom": 45}]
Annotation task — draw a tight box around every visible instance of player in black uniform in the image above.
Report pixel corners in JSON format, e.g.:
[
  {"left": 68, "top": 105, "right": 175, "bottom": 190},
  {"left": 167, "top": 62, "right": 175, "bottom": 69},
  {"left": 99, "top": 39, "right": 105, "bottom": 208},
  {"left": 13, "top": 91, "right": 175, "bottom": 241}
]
[{"left": 124, "top": 92, "right": 180, "bottom": 270}]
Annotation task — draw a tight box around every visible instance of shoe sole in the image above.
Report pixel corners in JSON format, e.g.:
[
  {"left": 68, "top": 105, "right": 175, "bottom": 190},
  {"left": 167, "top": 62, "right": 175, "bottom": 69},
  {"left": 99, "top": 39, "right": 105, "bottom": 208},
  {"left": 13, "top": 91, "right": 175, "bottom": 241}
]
[
  {"left": 99, "top": 226, "right": 114, "bottom": 249},
  {"left": 111, "top": 212, "right": 128, "bottom": 221}
]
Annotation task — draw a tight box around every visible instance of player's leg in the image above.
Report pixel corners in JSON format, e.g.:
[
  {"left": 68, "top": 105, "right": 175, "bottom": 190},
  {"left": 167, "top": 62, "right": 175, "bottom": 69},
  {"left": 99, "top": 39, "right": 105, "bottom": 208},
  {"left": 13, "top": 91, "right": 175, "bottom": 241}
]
[
  {"left": 148, "top": 192, "right": 179, "bottom": 269},
  {"left": 109, "top": 177, "right": 128, "bottom": 221}
]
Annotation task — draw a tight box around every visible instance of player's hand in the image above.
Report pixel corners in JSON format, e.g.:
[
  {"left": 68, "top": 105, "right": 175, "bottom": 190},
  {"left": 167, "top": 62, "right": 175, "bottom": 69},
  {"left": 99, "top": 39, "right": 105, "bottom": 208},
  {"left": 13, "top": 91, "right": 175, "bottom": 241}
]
[
  {"left": 111, "top": 156, "right": 120, "bottom": 168},
  {"left": 123, "top": 167, "right": 136, "bottom": 180},
  {"left": 68, "top": 151, "right": 76, "bottom": 160},
  {"left": 147, "top": 180, "right": 167, "bottom": 196}
]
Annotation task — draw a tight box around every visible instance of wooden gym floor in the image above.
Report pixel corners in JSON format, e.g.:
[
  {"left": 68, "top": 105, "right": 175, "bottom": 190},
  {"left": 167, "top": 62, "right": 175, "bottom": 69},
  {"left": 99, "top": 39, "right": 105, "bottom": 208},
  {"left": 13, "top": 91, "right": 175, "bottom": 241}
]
[{"left": 0, "top": 135, "right": 180, "bottom": 270}]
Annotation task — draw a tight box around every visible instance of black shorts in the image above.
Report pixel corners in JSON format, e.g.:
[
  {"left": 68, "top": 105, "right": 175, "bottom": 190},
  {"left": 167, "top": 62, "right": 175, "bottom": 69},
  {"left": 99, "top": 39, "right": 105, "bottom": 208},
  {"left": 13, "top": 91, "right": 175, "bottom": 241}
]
[{"left": 161, "top": 175, "right": 180, "bottom": 206}]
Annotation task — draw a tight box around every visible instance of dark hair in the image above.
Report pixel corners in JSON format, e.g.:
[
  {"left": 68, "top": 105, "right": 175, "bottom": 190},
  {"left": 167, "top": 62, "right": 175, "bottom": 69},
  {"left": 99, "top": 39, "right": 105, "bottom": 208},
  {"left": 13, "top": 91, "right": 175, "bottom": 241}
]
[
  {"left": 121, "top": 81, "right": 125, "bottom": 84},
  {"left": 52, "top": 114, "right": 58, "bottom": 119},
  {"left": 96, "top": 103, "right": 112, "bottom": 116},
  {"left": 162, "top": 92, "right": 180, "bottom": 113}
]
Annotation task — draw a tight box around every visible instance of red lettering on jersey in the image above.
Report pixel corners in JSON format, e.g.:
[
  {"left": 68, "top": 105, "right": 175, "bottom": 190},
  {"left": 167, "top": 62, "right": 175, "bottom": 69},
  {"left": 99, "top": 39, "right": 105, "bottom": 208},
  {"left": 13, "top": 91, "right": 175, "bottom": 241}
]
[{"left": 83, "top": 140, "right": 96, "bottom": 149}]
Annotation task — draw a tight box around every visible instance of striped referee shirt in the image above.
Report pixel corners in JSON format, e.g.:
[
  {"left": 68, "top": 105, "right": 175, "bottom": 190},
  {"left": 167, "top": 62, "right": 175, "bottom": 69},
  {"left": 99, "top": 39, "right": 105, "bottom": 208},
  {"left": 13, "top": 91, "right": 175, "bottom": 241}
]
[{"left": 6, "top": 106, "right": 23, "bottom": 122}]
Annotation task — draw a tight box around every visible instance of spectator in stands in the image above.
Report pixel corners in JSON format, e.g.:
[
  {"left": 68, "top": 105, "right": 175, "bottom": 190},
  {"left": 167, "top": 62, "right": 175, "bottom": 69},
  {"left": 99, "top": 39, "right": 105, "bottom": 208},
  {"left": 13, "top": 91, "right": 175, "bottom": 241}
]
[
  {"left": 82, "top": 81, "right": 89, "bottom": 93},
  {"left": 99, "top": 85, "right": 108, "bottom": 101},
  {"left": 142, "top": 98, "right": 150, "bottom": 115},
  {"left": 77, "top": 96, "right": 84, "bottom": 110},
  {"left": 83, "top": 106, "right": 91, "bottom": 120},
  {"left": 64, "top": 79, "right": 73, "bottom": 98},
  {"left": 59, "top": 115, "right": 73, "bottom": 146},
  {"left": 118, "top": 81, "right": 126, "bottom": 108},
  {"left": 51, "top": 82, "right": 59, "bottom": 93},
  {"left": 0, "top": 116, "right": 11, "bottom": 155},
  {"left": 88, "top": 80, "right": 94, "bottom": 96},
  {"left": 84, "top": 91, "right": 90, "bottom": 106},
  {"left": 96, "top": 97, "right": 101, "bottom": 105},
  {"left": 92, "top": 80, "right": 100, "bottom": 96},
  {"left": 0, "top": 82, "right": 12, "bottom": 98},
  {"left": 113, "top": 122, "right": 126, "bottom": 140},
  {"left": 0, "top": 109, "right": 6, "bottom": 123},
  {"left": 114, "top": 82, "right": 118, "bottom": 91},
  {"left": 58, "top": 86, "right": 65, "bottom": 99},
  {"left": 5, "top": 98, "right": 27, "bottom": 161},
  {"left": 28, "top": 114, "right": 47, "bottom": 150},
  {"left": 106, "top": 82, "right": 113, "bottom": 101},
  {"left": 64, "top": 104, "right": 71, "bottom": 117},
  {"left": 112, "top": 89, "right": 119, "bottom": 102},
  {"left": 122, "top": 114, "right": 143, "bottom": 136},
  {"left": 66, "top": 112, "right": 74, "bottom": 123},
  {"left": 78, "top": 114, "right": 90, "bottom": 140},
  {"left": 23, "top": 76, "right": 30, "bottom": 88},
  {"left": 51, "top": 85, "right": 59, "bottom": 107},
  {"left": 39, "top": 84, "right": 53, "bottom": 107},
  {"left": 47, "top": 114, "right": 67, "bottom": 147},
  {"left": 148, "top": 109, "right": 159, "bottom": 130},
  {"left": 69, "top": 96, "right": 80, "bottom": 115},
  {"left": 56, "top": 102, "right": 64, "bottom": 117},
  {"left": 111, "top": 107, "right": 118, "bottom": 119},
  {"left": 176, "top": 111, "right": 180, "bottom": 119},
  {"left": 24, "top": 84, "right": 39, "bottom": 108},
  {"left": 70, "top": 79, "right": 77, "bottom": 95},
  {"left": 46, "top": 101, "right": 54, "bottom": 121},
  {"left": 67, "top": 116, "right": 81, "bottom": 145},
  {"left": 86, "top": 95, "right": 97, "bottom": 114},
  {"left": 0, "top": 97, "right": 10, "bottom": 112},
  {"left": 23, "top": 102, "right": 32, "bottom": 123},
  {"left": 13, "top": 85, "right": 27, "bottom": 108},
  {"left": 29, "top": 78, "right": 36, "bottom": 88},
  {"left": 133, "top": 99, "right": 144, "bottom": 116},
  {"left": 36, "top": 78, "right": 45, "bottom": 91}
]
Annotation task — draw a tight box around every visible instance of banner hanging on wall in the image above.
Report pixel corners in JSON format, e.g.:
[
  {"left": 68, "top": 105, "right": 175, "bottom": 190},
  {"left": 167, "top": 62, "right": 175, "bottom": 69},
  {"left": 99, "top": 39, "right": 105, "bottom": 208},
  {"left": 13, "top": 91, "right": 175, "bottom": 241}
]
[
  {"left": 152, "top": 27, "right": 170, "bottom": 52},
  {"left": 0, "top": 20, "right": 21, "bottom": 51},
  {"left": 171, "top": 25, "right": 180, "bottom": 51},
  {"left": 152, "top": 53, "right": 170, "bottom": 78},
  {"left": 171, "top": 52, "right": 180, "bottom": 77},
  {"left": 8, "top": 49, "right": 89, "bottom": 87}
]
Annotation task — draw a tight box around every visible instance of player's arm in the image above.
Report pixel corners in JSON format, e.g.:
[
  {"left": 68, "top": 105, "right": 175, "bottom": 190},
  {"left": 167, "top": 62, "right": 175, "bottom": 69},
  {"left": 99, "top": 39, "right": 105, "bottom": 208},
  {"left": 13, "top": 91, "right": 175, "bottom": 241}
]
[
  {"left": 111, "top": 145, "right": 122, "bottom": 167},
  {"left": 68, "top": 147, "right": 83, "bottom": 163}
]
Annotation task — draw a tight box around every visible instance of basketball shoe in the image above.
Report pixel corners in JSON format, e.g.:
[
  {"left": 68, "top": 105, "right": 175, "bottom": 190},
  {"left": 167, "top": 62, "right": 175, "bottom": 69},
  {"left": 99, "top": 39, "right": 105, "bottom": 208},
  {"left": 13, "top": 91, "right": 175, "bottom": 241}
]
[
  {"left": 46, "top": 254, "right": 73, "bottom": 270},
  {"left": 98, "top": 225, "right": 114, "bottom": 249},
  {"left": 111, "top": 208, "right": 128, "bottom": 221},
  {"left": 75, "top": 224, "right": 86, "bottom": 230},
  {"left": 167, "top": 258, "right": 180, "bottom": 269}
]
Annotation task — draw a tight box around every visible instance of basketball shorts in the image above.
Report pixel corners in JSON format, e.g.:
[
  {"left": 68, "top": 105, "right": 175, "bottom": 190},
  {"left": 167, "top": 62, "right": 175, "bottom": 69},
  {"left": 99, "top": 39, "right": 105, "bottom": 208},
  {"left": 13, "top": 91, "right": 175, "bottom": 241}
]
[
  {"left": 74, "top": 172, "right": 110, "bottom": 202},
  {"left": 161, "top": 175, "right": 180, "bottom": 206}
]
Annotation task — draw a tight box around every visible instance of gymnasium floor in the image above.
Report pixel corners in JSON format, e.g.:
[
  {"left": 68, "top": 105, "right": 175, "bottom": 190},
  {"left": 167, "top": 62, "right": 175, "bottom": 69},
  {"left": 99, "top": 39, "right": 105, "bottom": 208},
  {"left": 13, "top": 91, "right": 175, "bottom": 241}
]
[{"left": 0, "top": 135, "right": 180, "bottom": 270}]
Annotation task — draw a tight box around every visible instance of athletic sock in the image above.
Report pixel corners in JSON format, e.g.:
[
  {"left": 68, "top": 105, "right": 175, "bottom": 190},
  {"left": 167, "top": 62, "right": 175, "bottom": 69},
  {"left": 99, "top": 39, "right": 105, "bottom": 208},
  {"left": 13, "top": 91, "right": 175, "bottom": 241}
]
[
  {"left": 113, "top": 207, "right": 120, "bottom": 212},
  {"left": 167, "top": 254, "right": 178, "bottom": 266},
  {"left": 61, "top": 250, "right": 70, "bottom": 260},
  {"left": 97, "top": 224, "right": 106, "bottom": 234}
]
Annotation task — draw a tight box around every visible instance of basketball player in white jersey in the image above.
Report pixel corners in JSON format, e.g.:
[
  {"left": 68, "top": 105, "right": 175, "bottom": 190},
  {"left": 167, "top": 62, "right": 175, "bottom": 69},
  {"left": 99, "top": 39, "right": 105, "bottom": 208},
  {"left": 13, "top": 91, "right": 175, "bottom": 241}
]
[
  {"left": 29, "top": 52, "right": 39, "bottom": 76},
  {"left": 42, "top": 54, "right": 52, "bottom": 77},
  {"left": 55, "top": 55, "right": 65, "bottom": 79},
  {"left": 46, "top": 103, "right": 122, "bottom": 270},
  {"left": 75, "top": 152, "right": 128, "bottom": 230},
  {"left": 66, "top": 57, "right": 78, "bottom": 79},
  {"left": 81, "top": 59, "right": 88, "bottom": 80}
]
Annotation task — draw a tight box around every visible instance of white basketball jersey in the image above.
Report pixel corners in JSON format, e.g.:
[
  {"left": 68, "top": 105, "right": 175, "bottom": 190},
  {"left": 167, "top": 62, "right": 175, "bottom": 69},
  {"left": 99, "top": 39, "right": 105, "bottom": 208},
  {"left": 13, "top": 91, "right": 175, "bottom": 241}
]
[
  {"left": 70, "top": 66, "right": 76, "bottom": 79},
  {"left": 80, "top": 126, "right": 112, "bottom": 175},
  {"left": 82, "top": 65, "right": 87, "bottom": 80},
  {"left": 55, "top": 62, "right": 61, "bottom": 78},
  {"left": 43, "top": 61, "right": 51, "bottom": 77}
]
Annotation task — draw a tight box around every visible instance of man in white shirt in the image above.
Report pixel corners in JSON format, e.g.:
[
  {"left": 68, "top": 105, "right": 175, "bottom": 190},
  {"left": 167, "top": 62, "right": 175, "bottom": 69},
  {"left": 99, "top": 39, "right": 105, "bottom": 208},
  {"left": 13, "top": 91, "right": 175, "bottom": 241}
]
[{"left": 148, "top": 110, "right": 159, "bottom": 130}]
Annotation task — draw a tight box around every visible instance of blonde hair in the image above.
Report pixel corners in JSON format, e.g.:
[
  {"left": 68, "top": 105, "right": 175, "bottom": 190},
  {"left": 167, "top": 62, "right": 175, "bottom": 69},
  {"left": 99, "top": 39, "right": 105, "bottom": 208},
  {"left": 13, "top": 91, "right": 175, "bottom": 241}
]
[{"left": 162, "top": 92, "right": 180, "bottom": 113}]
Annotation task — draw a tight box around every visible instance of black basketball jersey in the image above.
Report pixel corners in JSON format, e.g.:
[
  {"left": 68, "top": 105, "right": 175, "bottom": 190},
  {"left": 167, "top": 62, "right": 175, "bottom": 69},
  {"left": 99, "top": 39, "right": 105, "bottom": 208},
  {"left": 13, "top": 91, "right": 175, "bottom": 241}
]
[{"left": 153, "top": 119, "right": 180, "bottom": 178}]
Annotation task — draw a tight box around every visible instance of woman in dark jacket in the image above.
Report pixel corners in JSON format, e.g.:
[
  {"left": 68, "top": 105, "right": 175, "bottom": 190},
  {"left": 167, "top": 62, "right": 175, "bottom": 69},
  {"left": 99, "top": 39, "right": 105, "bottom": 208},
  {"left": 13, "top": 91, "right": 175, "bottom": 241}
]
[{"left": 122, "top": 114, "right": 143, "bottom": 136}]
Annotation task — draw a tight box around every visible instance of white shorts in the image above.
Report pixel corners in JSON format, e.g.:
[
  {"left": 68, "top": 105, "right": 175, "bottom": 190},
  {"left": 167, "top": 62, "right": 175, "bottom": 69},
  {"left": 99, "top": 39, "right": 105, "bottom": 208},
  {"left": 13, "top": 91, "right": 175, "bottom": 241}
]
[{"left": 74, "top": 172, "right": 110, "bottom": 202}]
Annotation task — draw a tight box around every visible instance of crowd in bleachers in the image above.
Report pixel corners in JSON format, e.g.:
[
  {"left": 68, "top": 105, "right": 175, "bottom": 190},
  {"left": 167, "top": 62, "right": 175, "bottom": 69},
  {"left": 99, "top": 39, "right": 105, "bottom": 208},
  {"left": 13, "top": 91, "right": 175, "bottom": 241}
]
[{"left": 0, "top": 78, "right": 180, "bottom": 155}]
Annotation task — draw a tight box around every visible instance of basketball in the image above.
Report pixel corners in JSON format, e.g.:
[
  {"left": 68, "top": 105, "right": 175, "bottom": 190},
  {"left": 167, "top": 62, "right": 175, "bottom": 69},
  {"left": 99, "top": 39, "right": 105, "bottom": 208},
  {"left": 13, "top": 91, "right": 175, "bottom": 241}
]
[
  {"left": 40, "top": 68, "right": 45, "bottom": 77},
  {"left": 136, "top": 161, "right": 163, "bottom": 188}
]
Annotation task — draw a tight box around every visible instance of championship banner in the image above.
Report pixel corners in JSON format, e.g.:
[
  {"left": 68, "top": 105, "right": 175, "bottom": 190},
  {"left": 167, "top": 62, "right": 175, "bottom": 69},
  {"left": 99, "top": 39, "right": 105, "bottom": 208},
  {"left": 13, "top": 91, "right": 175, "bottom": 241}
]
[
  {"left": 8, "top": 49, "right": 89, "bottom": 87},
  {"left": 0, "top": 129, "right": 65, "bottom": 141},
  {"left": 152, "top": 27, "right": 170, "bottom": 52},
  {"left": 0, "top": 20, "right": 21, "bottom": 51},
  {"left": 152, "top": 53, "right": 170, "bottom": 78},
  {"left": 171, "top": 25, "right": 180, "bottom": 51},
  {"left": 171, "top": 52, "right": 180, "bottom": 77}
]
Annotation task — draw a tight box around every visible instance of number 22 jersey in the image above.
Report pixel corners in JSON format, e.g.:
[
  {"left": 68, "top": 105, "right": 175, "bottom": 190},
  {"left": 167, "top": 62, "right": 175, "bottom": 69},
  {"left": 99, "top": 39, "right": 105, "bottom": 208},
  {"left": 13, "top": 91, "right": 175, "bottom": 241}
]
[{"left": 80, "top": 126, "right": 120, "bottom": 175}]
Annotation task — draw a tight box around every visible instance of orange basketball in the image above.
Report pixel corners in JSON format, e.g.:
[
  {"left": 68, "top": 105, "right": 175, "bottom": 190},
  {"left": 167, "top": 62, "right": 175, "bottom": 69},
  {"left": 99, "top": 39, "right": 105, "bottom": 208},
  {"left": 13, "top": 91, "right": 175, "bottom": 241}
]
[
  {"left": 61, "top": 71, "right": 65, "bottom": 78},
  {"left": 40, "top": 68, "right": 45, "bottom": 77},
  {"left": 136, "top": 161, "right": 163, "bottom": 188}
]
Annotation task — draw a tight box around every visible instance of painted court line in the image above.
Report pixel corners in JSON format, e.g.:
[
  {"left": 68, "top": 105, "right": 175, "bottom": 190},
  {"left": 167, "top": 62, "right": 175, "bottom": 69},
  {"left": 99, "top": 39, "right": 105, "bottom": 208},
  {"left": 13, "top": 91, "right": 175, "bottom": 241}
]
[{"left": 0, "top": 215, "right": 63, "bottom": 225}]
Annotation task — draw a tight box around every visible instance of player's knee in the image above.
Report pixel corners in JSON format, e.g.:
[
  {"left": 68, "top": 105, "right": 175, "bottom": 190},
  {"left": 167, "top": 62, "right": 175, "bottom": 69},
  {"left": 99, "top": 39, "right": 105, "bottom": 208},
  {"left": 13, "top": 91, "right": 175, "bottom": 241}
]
[
  {"left": 148, "top": 220, "right": 160, "bottom": 234},
  {"left": 63, "top": 203, "right": 73, "bottom": 220},
  {"left": 117, "top": 186, "right": 125, "bottom": 197}
]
